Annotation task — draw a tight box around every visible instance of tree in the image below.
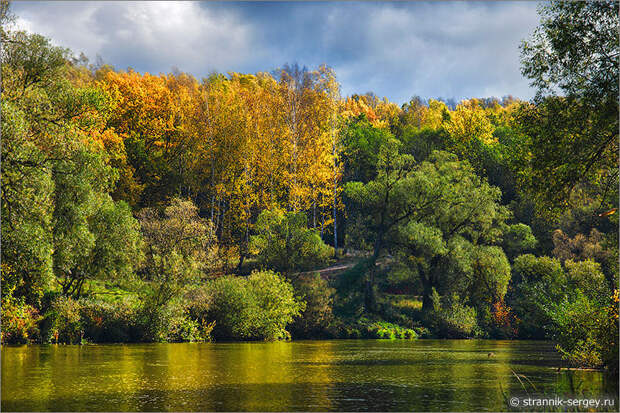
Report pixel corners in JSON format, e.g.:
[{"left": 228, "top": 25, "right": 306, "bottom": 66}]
[
  {"left": 518, "top": 1, "right": 618, "bottom": 212},
  {"left": 445, "top": 99, "right": 495, "bottom": 147},
  {"left": 508, "top": 254, "right": 567, "bottom": 338},
  {"left": 390, "top": 152, "right": 509, "bottom": 312},
  {"left": 340, "top": 116, "right": 394, "bottom": 184},
  {"left": 138, "top": 198, "right": 217, "bottom": 308},
  {"left": 1, "top": 26, "right": 139, "bottom": 302},
  {"left": 250, "top": 209, "right": 333, "bottom": 275},
  {"left": 346, "top": 138, "right": 509, "bottom": 312},
  {"left": 345, "top": 139, "right": 419, "bottom": 311},
  {"left": 501, "top": 223, "right": 537, "bottom": 261},
  {"left": 521, "top": 1, "right": 617, "bottom": 104}
]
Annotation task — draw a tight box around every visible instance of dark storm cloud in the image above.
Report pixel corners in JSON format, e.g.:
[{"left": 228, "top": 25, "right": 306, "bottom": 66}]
[{"left": 12, "top": 1, "right": 540, "bottom": 104}]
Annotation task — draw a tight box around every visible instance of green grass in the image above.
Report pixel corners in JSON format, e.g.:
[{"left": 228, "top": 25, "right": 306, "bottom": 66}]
[{"left": 386, "top": 294, "right": 423, "bottom": 311}]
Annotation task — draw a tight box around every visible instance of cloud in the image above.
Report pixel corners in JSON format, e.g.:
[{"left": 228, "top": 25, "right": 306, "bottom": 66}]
[
  {"left": 14, "top": 2, "right": 263, "bottom": 75},
  {"left": 12, "top": 1, "right": 541, "bottom": 104}
]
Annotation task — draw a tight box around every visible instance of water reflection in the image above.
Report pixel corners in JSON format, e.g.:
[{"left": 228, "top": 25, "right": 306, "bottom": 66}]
[{"left": 2, "top": 340, "right": 616, "bottom": 411}]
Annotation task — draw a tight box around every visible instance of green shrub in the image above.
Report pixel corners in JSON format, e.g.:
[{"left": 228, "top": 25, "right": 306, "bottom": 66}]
[
  {"left": 207, "top": 270, "right": 305, "bottom": 341},
  {"left": 509, "top": 254, "right": 567, "bottom": 339},
  {"left": 404, "top": 328, "right": 417, "bottom": 339},
  {"left": 546, "top": 290, "right": 605, "bottom": 368},
  {"left": 79, "top": 297, "right": 140, "bottom": 342},
  {"left": 290, "top": 273, "right": 335, "bottom": 338},
  {"left": 250, "top": 209, "right": 333, "bottom": 274},
  {"left": 430, "top": 293, "right": 479, "bottom": 338},
  {"left": 166, "top": 313, "right": 214, "bottom": 343},
  {"left": 321, "top": 316, "right": 416, "bottom": 340},
  {"left": 44, "top": 295, "right": 214, "bottom": 344},
  {"left": 565, "top": 259, "right": 609, "bottom": 300},
  {"left": 47, "top": 296, "right": 84, "bottom": 344}
]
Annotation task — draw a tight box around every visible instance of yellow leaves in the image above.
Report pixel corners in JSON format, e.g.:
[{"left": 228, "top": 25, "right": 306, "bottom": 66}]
[
  {"left": 341, "top": 96, "right": 380, "bottom": 126},
  {"left": 445, "top": 99, "right": 496, "bottom": 145},
  {"left": 98, "top": 70, "right": 198, "bottom": 153}
]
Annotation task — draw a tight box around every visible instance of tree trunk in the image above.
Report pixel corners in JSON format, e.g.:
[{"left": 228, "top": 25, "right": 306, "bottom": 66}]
[
  {"left": 364, "top": 237, "right": 383, "bottom": 313},
  {"left": 421, "top": 275, "right": 434, "bottom": 313}
]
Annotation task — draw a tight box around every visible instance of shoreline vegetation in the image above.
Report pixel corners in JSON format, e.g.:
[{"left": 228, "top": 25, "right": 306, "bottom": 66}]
[{"left": 1, "top": 0, "right": 618, "bottom": 379}]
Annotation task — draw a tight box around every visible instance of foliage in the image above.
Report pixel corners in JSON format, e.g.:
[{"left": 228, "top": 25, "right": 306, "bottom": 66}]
[
  {"left": 327, "top": 316, "right": 416, "bottom": 340},
  {"left": 520, "top": 1, "right": 617, "bottom": 103},
  {"left": 429, "top": 291, "right": 479, "bottom": 339},
  {"left": 47, "top": 296, "right": 84, "bottom": 344},
  {"left": 290, "top": 273, "right": 335, "bottom": 338},
  {"left": 78, "top": 297, "right": 140, "bottom": 342},
  {"left": 445, "top": 99, "right": 495, "bottom": 146},
  {"left": 501, "top": 223, "right": 537, "bottom": 261},
  {"left": 250, "top": 209, "right": 333, "bottom": 275},
  {"left": 564, "top": 259, "right": 609, "bottom": 300},
  {"left": 598, "top": 290, "right": 619, "bottom": 374},
  {"left": 518, "top": 1, "right": 618, "bottom": 213},
  {"left": 508, "top": 254, "right": 567, "bottom": 339},
  {"left": 0, "top": 1, "right": 616, "bottom": 361},
  {"left": 469, "top": 246, "right": 511, "bottom": 305},
  {"left": 0, "top": 284, "right": 41, "bottom": 344},
  {"left": 164, "top": 304, "right": 215, "bottom": 343},
  {"left": 340, "top": 116, "right": 394, "bottom": 183},
  {"left": 546, "top": 290, "right": 605, "bottom": 368},
  {"left": 138, "top": 197, "right": 217, "bottom": 308},
  {"left": 40, "top": 295, "right": 214, "bottom": 344},
  {"left": 206, "top": 271, "right": 305, "bottom": 341}
]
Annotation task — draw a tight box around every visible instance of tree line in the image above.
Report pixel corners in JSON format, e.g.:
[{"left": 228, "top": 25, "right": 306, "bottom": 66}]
[{"left": 1, "top": 1, "right": 617, "bottom": 373}]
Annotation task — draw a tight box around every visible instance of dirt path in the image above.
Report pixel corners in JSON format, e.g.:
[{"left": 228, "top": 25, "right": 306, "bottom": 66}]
[{"left": 295, "top": 260, "right": 359, "bottom": 279}]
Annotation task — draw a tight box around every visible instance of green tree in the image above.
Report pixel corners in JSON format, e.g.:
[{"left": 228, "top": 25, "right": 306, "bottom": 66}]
[
  {"left": 1, "top": 26, "right": 139, "bottom": 302},
  {"left": 347, "top": 143, "right": 509, "bottom": 312},
  {"left": 508, "top": 254, "right": 567, "bottom": 338},
  {"left": 138, "top": 198, "right": 217, "bottom": 308},
  {"left": 340, "top": 115, "right": 395, "bottom": 184},
  {"left": 391, "top": 153, "right": 509, "bottom": 312},
  {"left": 290, "top": 272, "right": 335, "bottom": 338},
  {"left": 250, "top": 208, "right": 333, "bottom": 275},
  {"left": 345, "top": 139, "right": 419, "bottom": 311},
  {"left": 518, "top": 1, "right": 618, "bottom": 212},
  {"left": 501, "top": 223, "right": 537, "bottom": 261}
]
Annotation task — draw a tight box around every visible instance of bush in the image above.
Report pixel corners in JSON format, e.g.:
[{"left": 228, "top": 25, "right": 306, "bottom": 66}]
[
  {"left": 79, "top": 297, "right": 141, "bottom": 342},
  {"left": 166, "top": 312, "right": 214, "bottom": 343},
  {"left": 207, "top": 270, "right": 305, "bottom": 341},
  {"left": 0, "top": 295, "right": 41, "bottom": 344},
  {"left": 565, "top": 259, "right": 609, "bottom": 300},
  {"left": 47, "top": 296, "right": 84, "bottom": 344},
  {"left": 44, "top": 295, "right": 215, "bottom": 344},
  {"left": 508, "top": 254, "right": 567, "bottom": 339},
  {"left": 290, "top": 273, "right": 335, "bottom": 338},
  {"left": 430, "top": 292, "right": 479, "bottom": 338},
  {"left": 327, "top": 317, "right": 416, "bottom": 340},
  {"left": 132, "top": 299, "right": 213, "bottom": 343},
  {"left": 546, "top": 290, "right": 605, "bottom": 368},
  {"left": 250, "top": 209, "right": 333, "bottom": 274}
]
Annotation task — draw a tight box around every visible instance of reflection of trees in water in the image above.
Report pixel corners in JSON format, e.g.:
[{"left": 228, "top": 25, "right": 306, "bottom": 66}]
[{"left": 1, "top": 341, "right": 613, "bottom": 411}]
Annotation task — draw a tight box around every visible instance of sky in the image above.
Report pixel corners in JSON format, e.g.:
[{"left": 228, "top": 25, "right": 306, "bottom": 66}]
[{"left": 12, "top": 1, "right": 542, "bottom": 105}]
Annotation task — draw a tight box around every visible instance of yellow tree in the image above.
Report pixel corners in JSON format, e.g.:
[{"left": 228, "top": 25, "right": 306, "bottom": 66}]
[{"left": 445, "top": 98, "right": 496, "bottom": 145}]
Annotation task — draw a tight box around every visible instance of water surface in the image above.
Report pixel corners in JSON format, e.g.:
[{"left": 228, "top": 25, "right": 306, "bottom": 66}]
[{"left": 2, "top": 340, "right": 615, "bottom": 411}]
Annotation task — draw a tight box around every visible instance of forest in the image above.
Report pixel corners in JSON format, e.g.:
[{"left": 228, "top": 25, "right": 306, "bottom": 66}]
[{"left": 1, "top": 1, "right": 618, "bottom": 374}]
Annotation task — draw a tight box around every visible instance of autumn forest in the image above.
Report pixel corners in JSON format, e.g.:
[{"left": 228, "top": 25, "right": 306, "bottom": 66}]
[{"left": 1, "top": 0, "right": 618, "bottom": 378}]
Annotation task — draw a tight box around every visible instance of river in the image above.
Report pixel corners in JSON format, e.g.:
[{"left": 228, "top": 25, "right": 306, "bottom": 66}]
[{"left": 2, "top": 340, "right": 616, "bottom": 411}]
